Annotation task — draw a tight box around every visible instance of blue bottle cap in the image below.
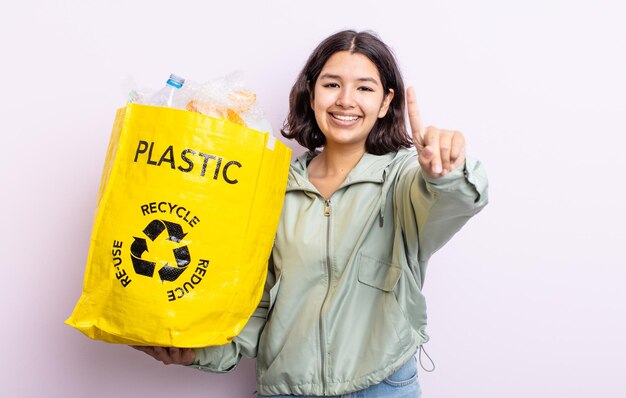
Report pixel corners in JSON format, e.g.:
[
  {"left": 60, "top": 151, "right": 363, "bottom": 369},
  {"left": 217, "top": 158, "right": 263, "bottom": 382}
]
[{"left": 166, "top": 74, "right": 185, "bottom": 89}]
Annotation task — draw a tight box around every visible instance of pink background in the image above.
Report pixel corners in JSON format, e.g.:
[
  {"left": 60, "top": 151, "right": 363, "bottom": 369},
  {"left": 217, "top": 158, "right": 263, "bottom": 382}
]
[{"left": 2, "top": 1, "right": 625, "bottom": 397}]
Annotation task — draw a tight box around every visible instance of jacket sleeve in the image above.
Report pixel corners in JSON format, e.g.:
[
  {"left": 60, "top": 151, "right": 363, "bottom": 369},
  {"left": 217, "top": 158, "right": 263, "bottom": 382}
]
[
  {"left": 395, "top": 156, "right": 488, "bottom": 281},
  {"left": 189, "top": 258, "right": 276, "bottom": 373}
]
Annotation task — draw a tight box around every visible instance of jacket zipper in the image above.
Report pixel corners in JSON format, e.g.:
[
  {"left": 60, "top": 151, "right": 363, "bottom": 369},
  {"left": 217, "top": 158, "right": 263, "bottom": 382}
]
[{"left": 319, "top": 198, "right": 332, "bottom": 394}]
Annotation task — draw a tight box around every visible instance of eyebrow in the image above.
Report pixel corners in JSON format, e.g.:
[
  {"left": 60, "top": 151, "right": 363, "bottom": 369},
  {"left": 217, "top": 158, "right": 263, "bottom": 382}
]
[{"left": 318, "top": 73, "right": 380, "bottom": 85}]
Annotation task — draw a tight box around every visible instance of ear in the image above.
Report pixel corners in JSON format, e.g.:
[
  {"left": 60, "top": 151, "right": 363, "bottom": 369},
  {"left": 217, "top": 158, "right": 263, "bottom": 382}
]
[{"left": 378, "top": 89, "right": 395, "bottom": 118}]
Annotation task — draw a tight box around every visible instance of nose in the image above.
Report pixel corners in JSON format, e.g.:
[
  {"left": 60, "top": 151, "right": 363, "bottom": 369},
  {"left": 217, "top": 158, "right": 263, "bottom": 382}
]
[{"left": 336, "top": 87, "right": 356, "bottom": 108}]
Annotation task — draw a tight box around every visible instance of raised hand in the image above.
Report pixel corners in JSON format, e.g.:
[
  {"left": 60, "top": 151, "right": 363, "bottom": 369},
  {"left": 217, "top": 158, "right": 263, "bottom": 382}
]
[
  {"left": 132, "top": 346, "right": 196, "bottom": 366},
  {"left": 406, "top": 87, "right": 466, "bottom": 178}
]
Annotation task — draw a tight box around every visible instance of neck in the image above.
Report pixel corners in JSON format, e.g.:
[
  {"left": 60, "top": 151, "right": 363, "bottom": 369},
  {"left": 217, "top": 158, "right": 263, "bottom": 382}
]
[{"left": 312, "top": 144, "right": 365, "bottom": 177}]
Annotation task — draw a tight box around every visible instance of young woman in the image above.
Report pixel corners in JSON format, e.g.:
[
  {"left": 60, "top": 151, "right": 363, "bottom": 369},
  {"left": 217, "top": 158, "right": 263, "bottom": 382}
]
[{"left": 135, "top": 30, "right": 488, "bottom": 397}]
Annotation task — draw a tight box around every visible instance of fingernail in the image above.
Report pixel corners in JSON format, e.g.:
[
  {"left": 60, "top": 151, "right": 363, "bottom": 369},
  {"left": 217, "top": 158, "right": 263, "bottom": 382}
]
[{"left": 433, "top": 164, "right": 442, "bottom": 174}]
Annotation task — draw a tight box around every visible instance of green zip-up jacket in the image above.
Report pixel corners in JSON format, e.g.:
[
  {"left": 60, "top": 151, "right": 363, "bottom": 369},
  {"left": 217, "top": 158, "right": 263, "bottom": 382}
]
[{"left": 193, "top": 148, "right": 488, "bottom": 396}]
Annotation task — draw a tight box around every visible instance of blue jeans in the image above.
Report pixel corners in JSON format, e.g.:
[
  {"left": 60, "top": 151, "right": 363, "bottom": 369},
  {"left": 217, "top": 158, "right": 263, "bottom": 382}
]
[{"left": 258, "top": 356, "right": 421, "bottom": 397}]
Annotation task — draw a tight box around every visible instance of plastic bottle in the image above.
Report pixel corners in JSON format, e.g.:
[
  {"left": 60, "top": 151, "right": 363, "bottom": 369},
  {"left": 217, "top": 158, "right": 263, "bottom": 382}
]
[{"left": 144, "top": 74, "right": 185, "bottom": 107}]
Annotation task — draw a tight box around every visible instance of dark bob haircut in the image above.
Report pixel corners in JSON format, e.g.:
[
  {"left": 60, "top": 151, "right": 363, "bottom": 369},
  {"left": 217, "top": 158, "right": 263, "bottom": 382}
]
[{"left": 281, "top": 30, "right": 412, "bottom": 155}]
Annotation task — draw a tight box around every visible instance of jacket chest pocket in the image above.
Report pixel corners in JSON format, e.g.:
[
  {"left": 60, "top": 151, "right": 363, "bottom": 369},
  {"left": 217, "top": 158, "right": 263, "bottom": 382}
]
[
  {"left": 354, "top": 253, "right": 413, "bottom": 351},
  {"left": 357, "top": 254, "right": 402, "bottom": 292}
]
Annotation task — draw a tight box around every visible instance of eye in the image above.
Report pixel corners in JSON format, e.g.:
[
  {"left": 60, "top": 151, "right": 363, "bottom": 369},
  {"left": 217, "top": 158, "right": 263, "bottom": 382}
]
[
  {"left": 358, "top": 86, "right": 375, "bottom": 92},
  {"left": 322, "top": 82, "right": 340, "bottom": 88}
]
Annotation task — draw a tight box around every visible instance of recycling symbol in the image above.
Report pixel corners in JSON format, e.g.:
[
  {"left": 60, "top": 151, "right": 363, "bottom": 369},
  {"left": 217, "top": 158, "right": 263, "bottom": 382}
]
[{"left": 130, "top": 219, "right": 191, "bottom": 282}]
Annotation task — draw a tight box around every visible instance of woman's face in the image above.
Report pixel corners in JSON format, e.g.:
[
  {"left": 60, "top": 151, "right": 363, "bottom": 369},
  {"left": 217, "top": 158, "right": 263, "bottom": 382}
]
[{"left": 311, "top": 51, "right": 394, "bottom": 151}]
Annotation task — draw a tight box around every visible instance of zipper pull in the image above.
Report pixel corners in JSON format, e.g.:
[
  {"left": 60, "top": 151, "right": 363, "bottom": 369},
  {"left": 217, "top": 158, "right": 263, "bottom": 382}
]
[{"left": 324, "top": 199, "right": 331, "bottom": 217}]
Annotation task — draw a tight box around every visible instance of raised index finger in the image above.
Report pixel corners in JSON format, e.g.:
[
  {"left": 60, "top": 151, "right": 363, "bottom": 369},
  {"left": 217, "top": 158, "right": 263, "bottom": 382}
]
[{"left": 406, "top": 86, "right": 425, "bottom": 148}]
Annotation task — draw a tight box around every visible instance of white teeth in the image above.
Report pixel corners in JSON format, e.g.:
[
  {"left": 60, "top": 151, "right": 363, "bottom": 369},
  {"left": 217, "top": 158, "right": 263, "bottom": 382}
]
[{"left": 333, "top": 114, "right": 359, "bottom": 121}]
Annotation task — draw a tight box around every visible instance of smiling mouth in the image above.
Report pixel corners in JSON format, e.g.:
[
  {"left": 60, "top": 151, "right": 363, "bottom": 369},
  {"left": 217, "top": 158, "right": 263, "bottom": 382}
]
[{"left": 331, "top": 113, "right": 360, "bottom": 121}]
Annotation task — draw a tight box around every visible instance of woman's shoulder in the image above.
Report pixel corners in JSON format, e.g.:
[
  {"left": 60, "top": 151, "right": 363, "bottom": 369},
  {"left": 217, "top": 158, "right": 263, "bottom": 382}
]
[{"left": 386, "top": 148, "right": 418, "bottom": 174}]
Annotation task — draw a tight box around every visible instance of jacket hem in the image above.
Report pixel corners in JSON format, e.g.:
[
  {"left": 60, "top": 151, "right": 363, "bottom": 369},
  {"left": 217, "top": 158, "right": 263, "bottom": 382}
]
[{"left": 257, "top": 343, "right": 420, "bottom": 396}]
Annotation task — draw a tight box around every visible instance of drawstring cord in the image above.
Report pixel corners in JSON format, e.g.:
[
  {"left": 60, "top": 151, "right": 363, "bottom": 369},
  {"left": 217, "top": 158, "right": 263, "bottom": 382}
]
[
  {"left": 379, "top": 177, "right": 388, "bottom": 227},
  {"left": 418, "top": 345, "right": 436, "bottom": 372}
]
